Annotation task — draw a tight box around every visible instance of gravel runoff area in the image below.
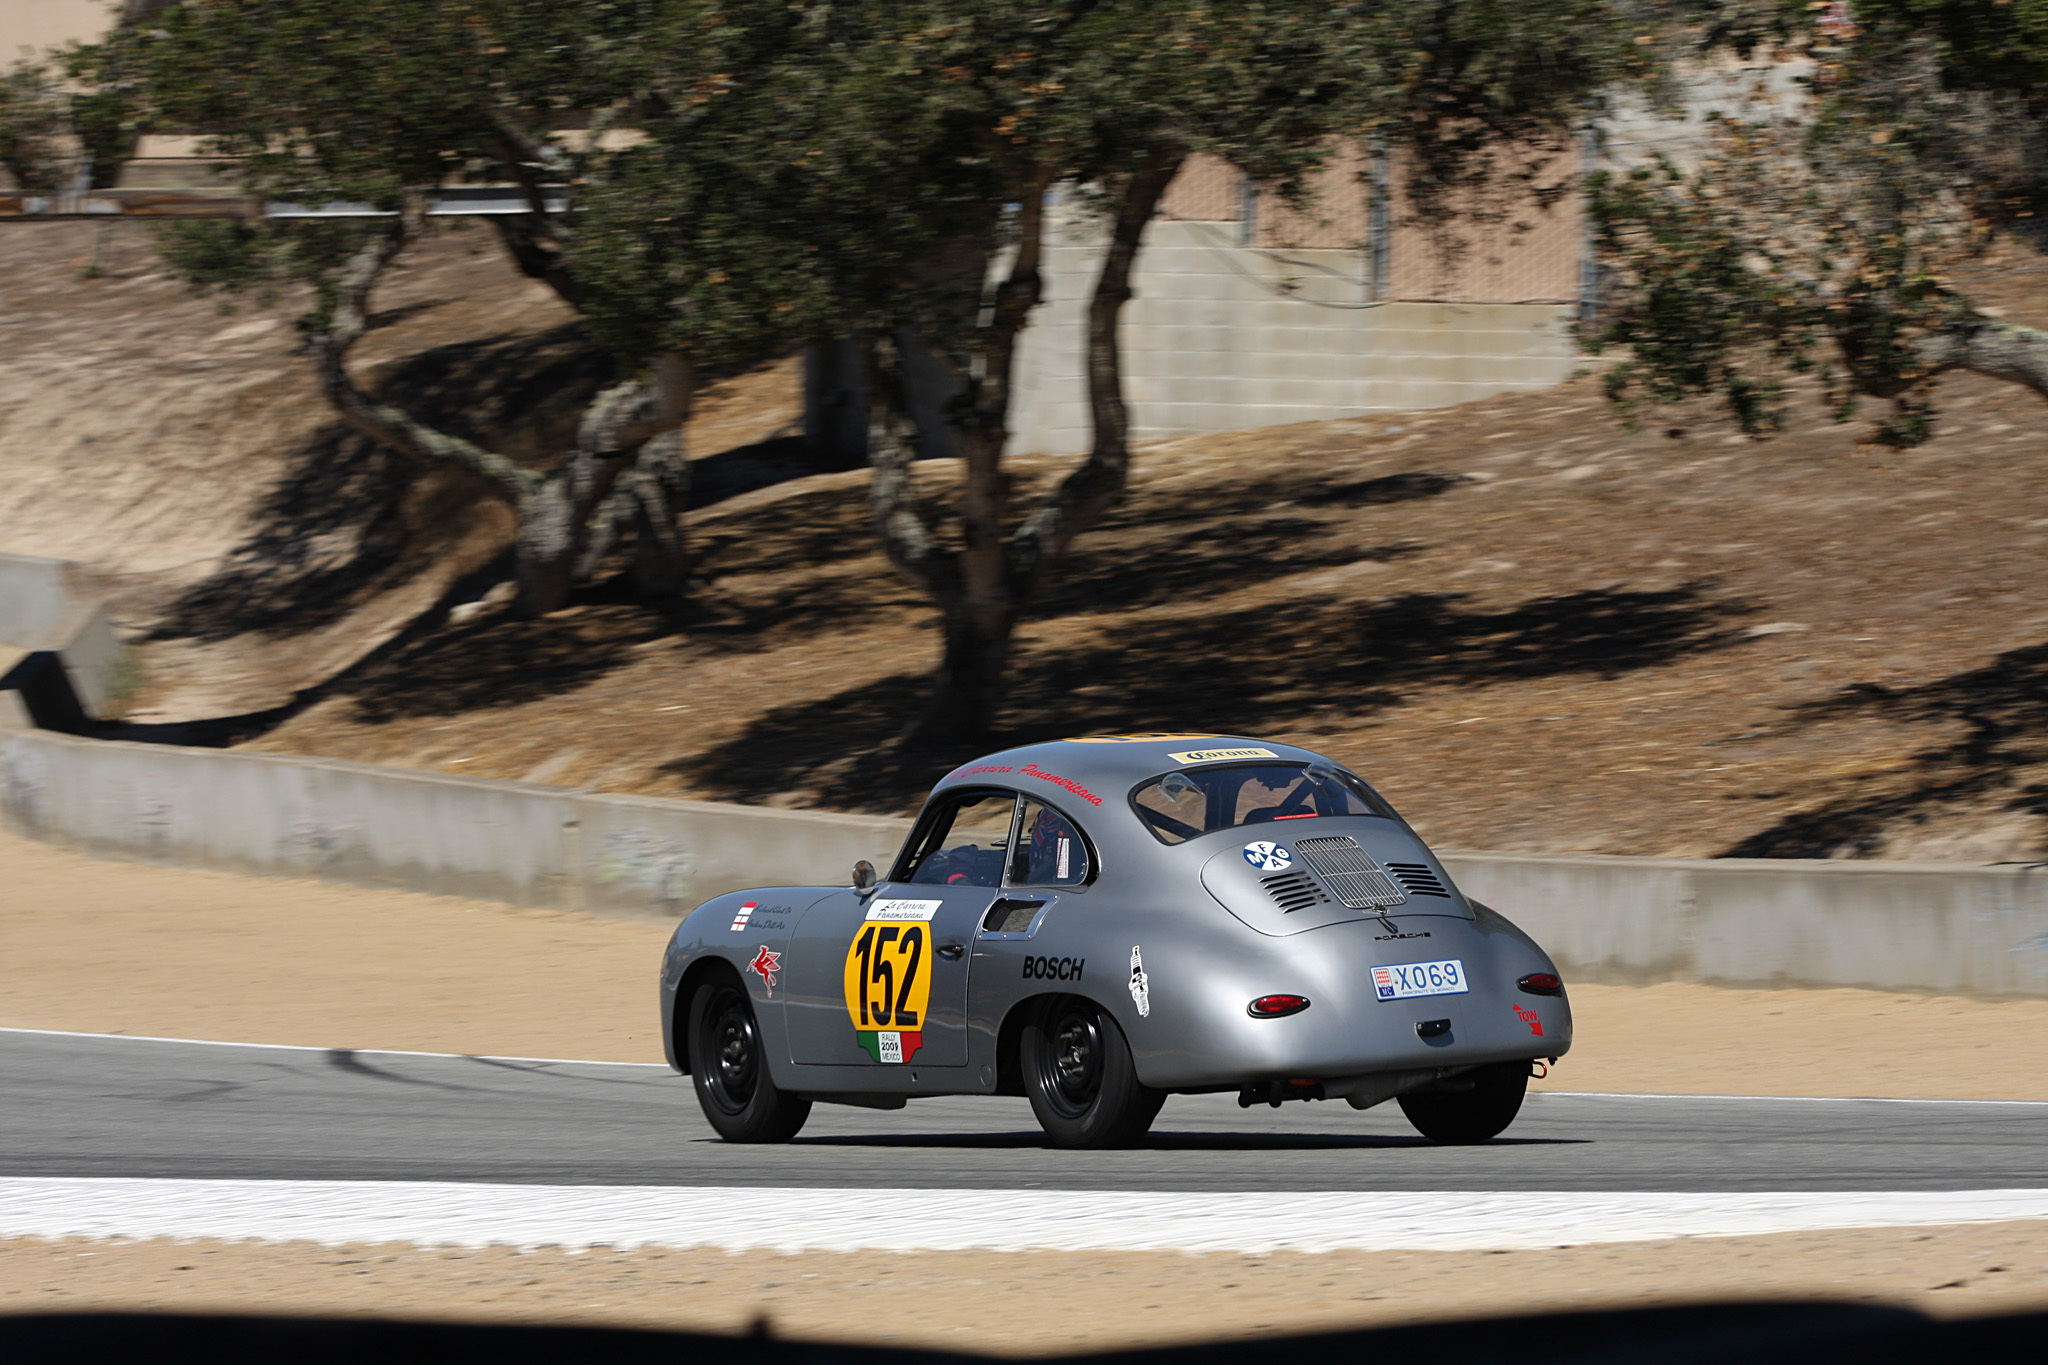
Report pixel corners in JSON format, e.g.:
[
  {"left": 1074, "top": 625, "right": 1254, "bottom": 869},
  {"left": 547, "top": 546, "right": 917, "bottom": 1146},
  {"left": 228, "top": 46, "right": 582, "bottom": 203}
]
[
  {"left": 5, "top": 826, "right": 2048, "bottom": 1340},
  {"left": 3, "top": 1224, "right": 2046, "bottom": 1353}
]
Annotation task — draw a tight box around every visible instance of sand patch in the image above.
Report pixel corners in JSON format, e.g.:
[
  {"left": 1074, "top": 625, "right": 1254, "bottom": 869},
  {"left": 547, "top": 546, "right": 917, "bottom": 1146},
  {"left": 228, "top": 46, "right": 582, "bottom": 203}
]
[{"left": 4, "top": 1223, "right": 2046, "bottom": 1353}]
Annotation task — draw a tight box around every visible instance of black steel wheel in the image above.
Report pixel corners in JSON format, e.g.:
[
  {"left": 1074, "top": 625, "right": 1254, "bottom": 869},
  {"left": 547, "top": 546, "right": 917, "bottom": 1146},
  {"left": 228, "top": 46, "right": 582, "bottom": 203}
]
[
  {"left": 1397, "top": 1060, "right": 1529, "bottom": 1144},
  {"left": 688, "top": 978, "right": 811, "bottom": 1143},
  {"left": 1021, "top": 996, "right": 1164, "bottom": 1149}
]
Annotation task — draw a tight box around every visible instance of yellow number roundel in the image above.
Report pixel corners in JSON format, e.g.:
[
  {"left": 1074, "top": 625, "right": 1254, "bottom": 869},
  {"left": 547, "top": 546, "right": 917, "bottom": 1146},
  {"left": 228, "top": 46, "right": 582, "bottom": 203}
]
[{"left": 842, "top": 920, "right": 933, "bottom": 1037}]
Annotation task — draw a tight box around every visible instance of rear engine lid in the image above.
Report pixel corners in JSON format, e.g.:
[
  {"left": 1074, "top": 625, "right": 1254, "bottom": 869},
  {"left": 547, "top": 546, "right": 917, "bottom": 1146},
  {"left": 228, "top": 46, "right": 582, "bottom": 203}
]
[{"left": 1200, "top": 826, "right": 1470, "bottom": 937}]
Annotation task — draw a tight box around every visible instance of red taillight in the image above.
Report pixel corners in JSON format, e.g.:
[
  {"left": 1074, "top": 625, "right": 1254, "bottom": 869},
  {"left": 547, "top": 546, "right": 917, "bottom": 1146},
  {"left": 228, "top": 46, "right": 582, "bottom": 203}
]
[
  {"left": 1518, "top": 973, "right": 1563, "bottom": 996},
  {"left": 1247, "top": 994, "right": 1311, "bottom": 1018}
]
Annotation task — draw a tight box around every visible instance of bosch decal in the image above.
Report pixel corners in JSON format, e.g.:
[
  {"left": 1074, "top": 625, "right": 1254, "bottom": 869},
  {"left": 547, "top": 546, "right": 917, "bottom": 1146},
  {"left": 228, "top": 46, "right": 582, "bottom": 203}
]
[{"left": 1021, "top": 955, "right": 1085, "bottom": 981}]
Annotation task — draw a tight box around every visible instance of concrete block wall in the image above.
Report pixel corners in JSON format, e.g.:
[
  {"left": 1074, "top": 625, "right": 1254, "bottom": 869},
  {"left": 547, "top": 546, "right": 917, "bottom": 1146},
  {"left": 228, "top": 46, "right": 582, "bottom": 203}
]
[
  {"left": 1005, "top": 217, "right": 1578, "bottom": 456},
  {"left": 0, "top": 552, "right": 127, "bottom": 726}
]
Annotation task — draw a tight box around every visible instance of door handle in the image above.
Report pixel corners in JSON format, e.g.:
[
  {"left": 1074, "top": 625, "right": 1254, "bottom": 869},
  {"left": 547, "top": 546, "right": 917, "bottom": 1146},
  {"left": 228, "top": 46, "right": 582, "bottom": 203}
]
[{"left": 937, "top": 942, "right": 966, "bottom": 961}]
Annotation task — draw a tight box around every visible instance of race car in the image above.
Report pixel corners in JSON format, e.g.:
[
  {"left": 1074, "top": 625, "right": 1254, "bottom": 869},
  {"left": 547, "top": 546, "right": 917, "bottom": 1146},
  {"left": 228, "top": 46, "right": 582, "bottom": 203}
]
[{"left": 658, "top": 733, "right": 1571, "bottom": 1148}]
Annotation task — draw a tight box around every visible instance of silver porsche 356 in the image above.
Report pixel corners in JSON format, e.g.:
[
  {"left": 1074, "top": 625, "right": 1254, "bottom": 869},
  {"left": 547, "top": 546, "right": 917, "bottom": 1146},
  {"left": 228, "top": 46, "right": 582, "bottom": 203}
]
[{"left": 658, "top": 734, "right": 1571, "bottom": 1148}]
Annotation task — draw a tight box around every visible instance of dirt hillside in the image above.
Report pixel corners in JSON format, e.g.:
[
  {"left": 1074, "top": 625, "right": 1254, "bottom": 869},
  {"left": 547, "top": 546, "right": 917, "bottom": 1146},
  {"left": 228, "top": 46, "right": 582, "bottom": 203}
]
[
  {"left": 9, "top": 222, "right": 2048, "bottom": 858},
  {"left": 0, "top": 220, "right": 796, "bottom": 724}
]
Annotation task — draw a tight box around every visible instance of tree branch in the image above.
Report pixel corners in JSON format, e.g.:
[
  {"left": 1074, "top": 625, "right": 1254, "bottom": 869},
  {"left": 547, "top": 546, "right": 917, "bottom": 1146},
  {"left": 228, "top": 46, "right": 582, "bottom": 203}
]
[
  {"left": 484, "top": 110, "right": 583, "bottom": 309},
  {"left": 1914, "top": 314, "right": 2048, "bottom": 401},
  {"left": 309, "top": 199, "right": 538, "bottom": 502}
]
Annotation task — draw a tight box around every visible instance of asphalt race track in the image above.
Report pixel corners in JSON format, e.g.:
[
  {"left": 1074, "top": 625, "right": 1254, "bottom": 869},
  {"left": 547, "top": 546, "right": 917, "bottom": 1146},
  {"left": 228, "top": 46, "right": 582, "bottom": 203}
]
[{"left": 5, "top": 1028, "right": 2046, "bottom": 1193}]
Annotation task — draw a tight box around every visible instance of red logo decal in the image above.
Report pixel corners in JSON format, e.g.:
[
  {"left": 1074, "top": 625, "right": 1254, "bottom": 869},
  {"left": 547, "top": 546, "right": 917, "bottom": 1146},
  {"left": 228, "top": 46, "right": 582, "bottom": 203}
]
[
  {"left": 1513, "top": 1003, "right": 1543, "bottom": 1036},
  {"left": 746, "top": 945, "right": 782, "bottom": 996},
  {"left": 1018, "top": 763, "right": 1104, "bottom": 807}
]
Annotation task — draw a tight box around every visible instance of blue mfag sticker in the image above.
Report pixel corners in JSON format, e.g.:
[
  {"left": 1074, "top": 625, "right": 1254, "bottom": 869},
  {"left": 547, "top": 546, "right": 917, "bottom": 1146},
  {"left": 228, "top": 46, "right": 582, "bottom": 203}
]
[{"left": 1243, "top": 841, "right": 1293, "bottom": 872}]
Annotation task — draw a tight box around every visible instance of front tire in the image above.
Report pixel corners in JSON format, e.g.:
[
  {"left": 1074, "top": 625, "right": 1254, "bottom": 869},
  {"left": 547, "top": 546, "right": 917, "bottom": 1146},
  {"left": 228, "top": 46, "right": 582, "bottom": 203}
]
[
  {"left": 1021, "top": 996, "right": 1165, "bottom": 1149},
  {"left": 688, "top": 978, "right": 811, "bottom": 1143},
  {"left": 1398, "top": 1060, "right": 1529, "bottom": 1143}
]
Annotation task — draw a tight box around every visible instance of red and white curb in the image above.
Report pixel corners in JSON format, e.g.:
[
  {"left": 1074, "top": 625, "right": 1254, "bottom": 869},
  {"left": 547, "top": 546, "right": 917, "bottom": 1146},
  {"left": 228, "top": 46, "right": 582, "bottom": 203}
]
[{"left": 3, "top": 1180, "right": 2047, "bottom": 1253}]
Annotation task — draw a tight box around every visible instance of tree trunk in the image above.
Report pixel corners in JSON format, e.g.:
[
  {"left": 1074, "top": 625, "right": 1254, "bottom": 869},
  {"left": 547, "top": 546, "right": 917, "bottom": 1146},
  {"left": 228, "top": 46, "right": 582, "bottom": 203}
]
[
  {"left": 1915, "top": 314, "right": 2048, "bottom": 399},
  {"left": 628, "top": 428, "right": 691, "bottom": 597},
  {"left": 871, "top": 152, "right": 1186, "bottom": 746},
  {"left": 514, "top": 355, "right": 695, "bottom": 615},
  {"left": 924, "top": 600, "right": 1016, "bottom": 745},
  {"left": 308, "top": 203, "right": 538, "bottom": 505},
  {"left": 300, "top": 204, "right": 694, "bottom": 620},
  {"left": 876, "top": 173, "right": 1054, "bottom": 746},
  {"left": 1012, "top": 146, "right": 1185, "bottom": 594}
]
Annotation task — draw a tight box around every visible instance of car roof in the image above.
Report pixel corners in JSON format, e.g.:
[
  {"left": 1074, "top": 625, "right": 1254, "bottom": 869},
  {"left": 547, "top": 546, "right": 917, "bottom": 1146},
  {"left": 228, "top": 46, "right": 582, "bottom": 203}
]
[{"left": 930, "top": 734, "right": 1333, "bottom": 812}]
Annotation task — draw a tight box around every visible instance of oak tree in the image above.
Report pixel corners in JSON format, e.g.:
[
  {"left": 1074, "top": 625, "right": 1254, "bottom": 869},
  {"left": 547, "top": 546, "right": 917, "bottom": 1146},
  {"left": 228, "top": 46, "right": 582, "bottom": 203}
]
[{"left": 1592, "top": 1, "right": 2048, "bottom": 445}]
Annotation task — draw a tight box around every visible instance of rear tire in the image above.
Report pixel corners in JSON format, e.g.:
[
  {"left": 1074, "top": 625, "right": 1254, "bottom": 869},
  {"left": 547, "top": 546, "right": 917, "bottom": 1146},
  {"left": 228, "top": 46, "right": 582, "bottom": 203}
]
[
  {"left": 1022, "top": 996, "right": 1165, "bottom": 1149},
  {"left": 1398, "top": 1060, "right": 1528, "bottom": 1143},
  {"left": 688, "top": 978, "right": 811, "bottom": 1143}
]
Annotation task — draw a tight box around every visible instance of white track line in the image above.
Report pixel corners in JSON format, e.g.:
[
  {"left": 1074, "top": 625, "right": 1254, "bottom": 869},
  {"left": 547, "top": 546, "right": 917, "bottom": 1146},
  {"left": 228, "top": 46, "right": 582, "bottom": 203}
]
[
  {"left": 1534, "top": 1090, "right": 2048, "bottom": 1108},
  {"left": 7, "top": 1029, "right": 2044, "bottom": 1106},
  {"left": 4, "top": 1180, "right": 2048, "bottom": 1253},
  {"left": 0, "top": 1026, "right": 667, "bottom": 1069}
]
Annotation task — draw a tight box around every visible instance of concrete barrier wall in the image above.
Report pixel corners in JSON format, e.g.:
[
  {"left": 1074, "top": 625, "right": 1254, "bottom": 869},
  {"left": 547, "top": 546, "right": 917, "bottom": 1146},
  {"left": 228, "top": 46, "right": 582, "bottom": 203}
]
[
  {"left": 0, "top": 727, "right": 911, "bottom": 918},
  {"left": 7, "top": 722, "right": 2048, "bottom": 996},
  {"left": 0, "top": 553, "right": 126, "bottom": 721},
  {"left": 1443, "top": 852, "right": 2048, "bottom": 1000}
]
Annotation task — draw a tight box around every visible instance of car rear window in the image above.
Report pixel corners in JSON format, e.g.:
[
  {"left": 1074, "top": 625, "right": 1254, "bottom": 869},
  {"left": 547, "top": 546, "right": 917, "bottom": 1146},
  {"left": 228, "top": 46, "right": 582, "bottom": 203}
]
[{"left": 1130, "top": 763, "right": 1393, "bottom": 845}]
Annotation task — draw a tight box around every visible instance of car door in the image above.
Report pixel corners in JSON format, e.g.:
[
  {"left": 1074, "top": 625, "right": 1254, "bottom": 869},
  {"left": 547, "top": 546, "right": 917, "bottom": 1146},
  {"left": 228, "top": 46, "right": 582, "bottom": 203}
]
[{"left": 783, "top": 789, "right": 1021, "bottom": 1069}]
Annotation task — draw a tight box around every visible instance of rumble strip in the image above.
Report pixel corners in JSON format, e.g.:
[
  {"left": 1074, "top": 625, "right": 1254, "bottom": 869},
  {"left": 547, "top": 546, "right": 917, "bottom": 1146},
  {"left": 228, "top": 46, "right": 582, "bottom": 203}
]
[{"left": 4, "top": 1180, "right": 2048, "bottom": 1254}]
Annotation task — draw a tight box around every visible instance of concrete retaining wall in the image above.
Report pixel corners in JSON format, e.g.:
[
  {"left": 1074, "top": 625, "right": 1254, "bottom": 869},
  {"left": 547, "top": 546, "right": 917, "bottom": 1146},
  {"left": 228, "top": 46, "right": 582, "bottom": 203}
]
[
  {"left": 1443, "top": 852, "right": 2048, "bottom": 1000},
  {"left": 0, "top": 727, "right": 910, "bottom": 919},
  {"left": 7, "top": 723, "right": 2048, "bottom": 995},
  {"left": 0, "top": 553, "right": 126, "bottom": 723}
]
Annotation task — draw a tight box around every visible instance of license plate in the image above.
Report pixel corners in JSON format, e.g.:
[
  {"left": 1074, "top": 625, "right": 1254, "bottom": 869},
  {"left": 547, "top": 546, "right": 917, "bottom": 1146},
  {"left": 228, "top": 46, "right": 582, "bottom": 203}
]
[{"left": 1372, "top": 958, "right": 1468, "bottom": 1000}]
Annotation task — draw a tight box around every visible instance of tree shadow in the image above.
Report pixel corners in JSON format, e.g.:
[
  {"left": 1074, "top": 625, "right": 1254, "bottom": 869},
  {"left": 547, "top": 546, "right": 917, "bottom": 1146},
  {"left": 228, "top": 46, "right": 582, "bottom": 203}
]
[
  {"left": 150, "top": 323, "right": 611, "bottom": 644},
  {"left": 1724, "top": 640, "right": 2048, "bottom": 858},
  {"left": 1092, "top": 468, "right": 1471, "bottom": 532},
  {"left": 670, "top": 583, "right": 1758, "bottom": 811},
  {"left": 790, "top": 1130, "right": 1585, "bottom": 1150},
  {"left": 1034, "top": 519, "right": 1423, "bottom": 616},
  {"left": 326, "top": 601, "right": 676, "bottom": 724}
]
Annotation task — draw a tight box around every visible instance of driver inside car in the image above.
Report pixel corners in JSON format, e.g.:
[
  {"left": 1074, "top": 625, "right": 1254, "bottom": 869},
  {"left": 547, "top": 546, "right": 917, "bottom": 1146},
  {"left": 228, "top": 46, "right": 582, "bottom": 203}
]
[{"left": 1024, "top": 805, "right": 1086, "bottom": 885}]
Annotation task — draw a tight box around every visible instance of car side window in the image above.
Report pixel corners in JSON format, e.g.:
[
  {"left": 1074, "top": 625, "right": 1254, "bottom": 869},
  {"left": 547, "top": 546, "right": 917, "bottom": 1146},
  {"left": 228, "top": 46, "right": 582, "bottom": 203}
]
[
  {"left": 902, "top": 792, "right": 1019, "bottom": 887},
  {"left": 1009, "top": 799, "right": 1092, "bottom": 887}
]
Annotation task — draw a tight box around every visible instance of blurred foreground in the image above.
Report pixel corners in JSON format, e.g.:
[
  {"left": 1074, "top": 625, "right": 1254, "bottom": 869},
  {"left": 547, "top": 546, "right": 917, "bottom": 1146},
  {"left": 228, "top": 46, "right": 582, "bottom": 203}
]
[{"left": 1, "top": 1281, "right": 2046, "bottom": 1359}]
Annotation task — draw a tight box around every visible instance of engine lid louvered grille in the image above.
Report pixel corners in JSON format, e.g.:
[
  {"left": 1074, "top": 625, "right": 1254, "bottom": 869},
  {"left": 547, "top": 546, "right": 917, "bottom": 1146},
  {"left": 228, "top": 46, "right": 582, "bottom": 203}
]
[
  {"left": 1293, "top": 836, "right": 1406, "bottom": 910},
  {"left": 1384, "top": 860, "right": 1452, "bottom": 898},
  {"left": 1261, "top": 871, "right": 1330, "bottom": 913}
]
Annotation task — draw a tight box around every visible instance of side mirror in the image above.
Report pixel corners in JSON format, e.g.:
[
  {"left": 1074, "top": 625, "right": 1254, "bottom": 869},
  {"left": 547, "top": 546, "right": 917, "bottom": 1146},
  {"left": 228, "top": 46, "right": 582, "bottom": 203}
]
[{"left": 852, "top": 859, "right": 878, "bottom": 895}]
